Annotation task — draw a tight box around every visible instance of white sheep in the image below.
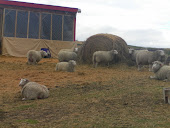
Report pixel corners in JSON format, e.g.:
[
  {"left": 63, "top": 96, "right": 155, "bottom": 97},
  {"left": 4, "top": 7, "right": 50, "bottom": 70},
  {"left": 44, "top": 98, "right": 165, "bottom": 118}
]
[
  {"left": 128, "top": 48, "right": 148, "bottom": 62},
  {"left": 19, "top": 78, "right": 49, "bottom": 100},
  {"left": 92, "top": 49, "right": 118, "bottom": 68},
  {"left": 27, "top": 50, "right": 48, "bottom": 65},
  {"left": 58, "top": 51, "right": 77, "bottom": 62},
  {"left": 136, "top": 50, "right": 165, "bottom": 71},
  {"left": 55, "top": 60, "right": 76, "bottom": 72},
  {"left": 150, "top": 61, "right": 170, "bottom": 82}
]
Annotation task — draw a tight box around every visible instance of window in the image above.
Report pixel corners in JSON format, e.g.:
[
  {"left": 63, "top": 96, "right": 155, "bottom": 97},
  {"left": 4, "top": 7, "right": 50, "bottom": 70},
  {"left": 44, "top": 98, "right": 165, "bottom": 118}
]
[
  {"left": 52, "top": 14, "right": 62, "bottom": 40},
  {"left": 63, "top": 15, "right": 74, "bottom": 41},
  {"left": 16, "top": 10, "right": 28, "bottom": 38},
  {"left": 41, "top": 13, "right": 51, "bottom": 40},
  {"left": 4, "top": 9, "right": 16, "bottom": 37},
  {"left": 3, "top": 9, "right": 75, "bottom": 41},
  {"left": 29, "top": 12, "right": 40, "bottom": 39}
]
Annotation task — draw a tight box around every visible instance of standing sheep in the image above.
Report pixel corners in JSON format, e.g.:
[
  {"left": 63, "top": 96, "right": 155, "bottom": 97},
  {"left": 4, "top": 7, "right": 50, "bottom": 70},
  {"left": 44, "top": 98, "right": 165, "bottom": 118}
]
[
  {"left": 55, "top": 60, "right": 76, "bottom": 72},
  {"left": 136, "top": 50, "right": 165, "bottom": 71},
  {"left": 92, "top": 49, "right": 118, "bottom": 68},
  {"left": 129, "top": 48, "right": 148, "bottom": 62},
  {"left": 19, "top": 78, "right": 49, "bottom": 100},
  {"left": 27, "top": 50, "right": 48, "bottom": 65},
  {"left": 58, "top": 51, "right": 77, "bottom": 62},
  {"left": 150, "top": 61, "right": 170, "bottom": 82}
]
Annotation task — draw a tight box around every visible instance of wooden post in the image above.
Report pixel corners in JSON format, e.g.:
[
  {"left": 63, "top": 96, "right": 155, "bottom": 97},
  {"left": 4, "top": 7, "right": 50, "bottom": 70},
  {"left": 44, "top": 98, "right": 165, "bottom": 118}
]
[
  {"left": 163, "top": 87, "right": 170, "bottom": 104},
  {"left": 62, "top": 15, "right": 64, "bottom": 41},
  {"left": 50, "top": 13, "right": 52, "bottom": 40},
  {"left": 39, "top": 13, "right": 41, "bottom": 39},
  {"left": 2, "top": 8, "right": 5, "bottom": 38},
  {"left": 15, "top": 10, "right": 17, "bottom": 37},
  {"left": 27, "top": 11, "right": 30, "bottom": 39}
]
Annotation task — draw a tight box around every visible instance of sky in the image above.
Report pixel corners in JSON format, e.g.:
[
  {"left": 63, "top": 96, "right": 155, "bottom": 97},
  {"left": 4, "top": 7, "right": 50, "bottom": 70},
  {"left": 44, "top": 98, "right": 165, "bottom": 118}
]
[{"left": 10, "top": 0, "right": 170, "bottom": 48}]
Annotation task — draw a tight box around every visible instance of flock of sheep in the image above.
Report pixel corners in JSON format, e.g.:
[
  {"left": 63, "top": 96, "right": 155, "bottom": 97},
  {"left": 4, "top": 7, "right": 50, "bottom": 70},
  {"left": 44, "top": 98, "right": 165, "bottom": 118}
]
[
  {"left": 18, "top": 47, "right": 170, "bottom": 101},
  {"left": 128, "top": 48, "right": 170, "bottom": 82}
]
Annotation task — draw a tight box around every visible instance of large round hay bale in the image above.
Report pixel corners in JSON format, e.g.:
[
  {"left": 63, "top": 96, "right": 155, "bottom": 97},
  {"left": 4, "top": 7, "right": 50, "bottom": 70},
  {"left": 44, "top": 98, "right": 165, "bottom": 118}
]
[{"left": 78, "top": 34, "right": 131, "bottom": 64}]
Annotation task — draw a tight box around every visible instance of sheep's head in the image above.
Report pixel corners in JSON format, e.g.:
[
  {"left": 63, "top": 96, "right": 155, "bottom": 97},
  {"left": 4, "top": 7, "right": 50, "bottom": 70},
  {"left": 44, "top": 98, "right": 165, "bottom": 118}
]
[
  {"left": 128, "top": 48, "right": 134, "bottom": 55},
  {"left": 69, "top": 60, "right": 76, "bottom": 66},
  {"left": 40, "top": 51, "right": 48, "bottom": 58},
  {"left": 111, "top": 50, "right": 118, "bottom": 55},
  {"left": 156, "top": 50, "right": 165, "bottom": 56},
  {"left": 152, "top": 61, "right": 163, "bottom": 73},
  {"left": 19, "top": 78, "right": 30, "bottom": 88},
  {"left": 74, "top": 47, "right": 78, "bottom": 53}
]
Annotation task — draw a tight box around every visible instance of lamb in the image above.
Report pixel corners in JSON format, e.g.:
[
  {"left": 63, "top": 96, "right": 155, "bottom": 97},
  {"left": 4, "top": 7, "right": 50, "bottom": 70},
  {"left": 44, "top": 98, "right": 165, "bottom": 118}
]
[
  {"left": 128, "top": 48, "right": 148, "bottom": 62},
  {"left": 136, "top": 50, "right": 165, "bottom": 71},
  {"left": 150, "top": 61, "right": 170, "bottom": 82},
  {"left": 19, "top": 78, "right": 49, "bottom": 100},
  {"left": 55, "top": 60, "right": 76, "bottom": 72},
  {"left": 58, "top": 51, "right": 77, "bottom": 62},
  {"left": 92, "top": 49, "right": 118, "bottom": 68},
  {"left": 27, "top": 50, "right": 48, "bottom": 65}
]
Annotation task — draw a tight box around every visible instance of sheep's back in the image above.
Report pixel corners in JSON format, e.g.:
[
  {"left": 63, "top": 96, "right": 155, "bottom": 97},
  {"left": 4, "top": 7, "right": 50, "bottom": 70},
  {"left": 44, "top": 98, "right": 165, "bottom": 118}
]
[
  {"left": 22, "top": 82, "right": 49, "bottom": 99},
  {"left": 56, "top": 62, "right": 69, "bottom": 71},
  {"left": 27, "top": 50, "right": 41, "bottom": 62},
  {"left": 58, "top": 51, "right": 77, "bottom": 62},
  {"left": 136, "top": 51, "right": 150, "bottom": 64},
  {"left": 94, "top": 51, "right": 111, "bottom": 62},
  {"left": 156, "top": 66, "right": 170, "bottom": 80}
]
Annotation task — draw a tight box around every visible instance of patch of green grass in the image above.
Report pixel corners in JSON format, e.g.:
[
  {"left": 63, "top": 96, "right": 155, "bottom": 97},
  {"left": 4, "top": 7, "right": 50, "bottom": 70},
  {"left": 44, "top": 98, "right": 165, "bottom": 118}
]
[
  {"left": 16, "top": 119, "right": 39, "bottom": 124},
  {"left": 15, "top": 104, "right": 36, "bottom": 110}
]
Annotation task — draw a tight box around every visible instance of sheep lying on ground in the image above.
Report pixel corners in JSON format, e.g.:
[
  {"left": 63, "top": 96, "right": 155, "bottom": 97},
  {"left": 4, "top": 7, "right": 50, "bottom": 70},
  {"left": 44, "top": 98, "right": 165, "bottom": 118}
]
[
  {"left": 58, "top": 51, "right": 77, "bottom": 62},
  {"left": 19, "top": 78, "right": 49, "bottom": 100},
  {"left": 136, "top": 50, "right": 165, "bottom": 71},
  {"left": 55, "top": 60, "right": 76, "bottom": 72},
  {"left": 128, "top": 48, "right": 148, "bottom": 62},
  {"left": 150, "top": 61, "right": 170, "bottom": 81},
  {"left": 27, "top": 50, "right": 48, "bottom": 65},
  {"left": 92, "top": 49, "right": 118, "bottom": 68}
]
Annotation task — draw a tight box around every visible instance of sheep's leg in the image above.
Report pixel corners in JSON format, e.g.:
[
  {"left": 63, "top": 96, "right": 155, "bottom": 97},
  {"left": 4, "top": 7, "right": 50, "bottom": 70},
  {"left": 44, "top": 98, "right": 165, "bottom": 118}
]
[
  {"left": 137, "top": 65, "right": 142, "bottom": 71},
  {"left": 95, "top": 62, "right": 98, "bottom": 68},
  {"left": 32, "top": 58, "right": 37, "bottom": 65},
  {"left": 149, "top": 64, "right": 153, "bottom": 72},
  {"left": 27, "top": 61, "right": 30, "bottom": 65},
  {"left": 107, "top": 62, "right": 110, "bottom": 68},
  {"left": 149, "top": 75, "right": 157, "bottom": 79},
  {"left": 93, "top": 62, "right": 95, "bottom": 68}
]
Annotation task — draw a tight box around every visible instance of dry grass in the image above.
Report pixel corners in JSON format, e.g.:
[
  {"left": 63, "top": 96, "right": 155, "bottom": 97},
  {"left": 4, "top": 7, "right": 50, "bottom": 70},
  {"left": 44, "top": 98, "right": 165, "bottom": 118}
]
[{"left": 1, "top": 56, "right": 170, "bottom": 127}]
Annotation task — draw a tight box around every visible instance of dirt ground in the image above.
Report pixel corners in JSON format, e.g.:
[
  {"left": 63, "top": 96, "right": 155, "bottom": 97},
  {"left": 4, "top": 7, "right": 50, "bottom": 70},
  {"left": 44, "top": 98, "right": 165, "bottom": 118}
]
[
  {"left": 0, "top": 56, "right": 130, "bottom": 97},
  {"left": 1, "top": 56, "right": 170, "bottom": 127}
]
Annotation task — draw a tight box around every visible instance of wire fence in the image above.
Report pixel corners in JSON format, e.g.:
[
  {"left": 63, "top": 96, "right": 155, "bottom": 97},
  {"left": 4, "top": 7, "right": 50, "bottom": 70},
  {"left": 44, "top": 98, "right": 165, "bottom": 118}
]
[{"left": 3, "top": 8, "right": 75, "bottom": 41}]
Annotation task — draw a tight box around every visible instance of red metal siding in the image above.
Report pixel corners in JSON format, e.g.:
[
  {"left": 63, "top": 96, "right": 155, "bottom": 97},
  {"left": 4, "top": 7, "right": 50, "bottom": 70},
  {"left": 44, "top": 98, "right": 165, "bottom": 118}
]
[{"left": 0, "top": 0, "right": 78, "bottom": 13}]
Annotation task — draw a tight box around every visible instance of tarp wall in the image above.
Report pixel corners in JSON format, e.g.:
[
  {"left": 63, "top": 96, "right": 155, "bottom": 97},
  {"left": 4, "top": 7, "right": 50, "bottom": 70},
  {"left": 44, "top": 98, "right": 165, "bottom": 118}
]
[{"left": 2, "top": 37, "right": 77, "bottom": 58}]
